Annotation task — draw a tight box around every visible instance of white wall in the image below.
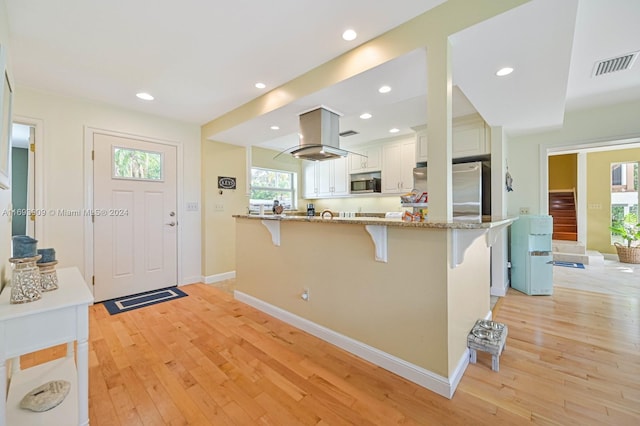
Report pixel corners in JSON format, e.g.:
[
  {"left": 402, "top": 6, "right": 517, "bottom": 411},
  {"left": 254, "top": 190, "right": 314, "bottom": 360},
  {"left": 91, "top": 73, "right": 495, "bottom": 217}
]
[
  {"left": 506, "top": 99, "right": 640, "bottom": 216},
  {"left": 13, "top": 87, "right": 202, "bottom": 285}
]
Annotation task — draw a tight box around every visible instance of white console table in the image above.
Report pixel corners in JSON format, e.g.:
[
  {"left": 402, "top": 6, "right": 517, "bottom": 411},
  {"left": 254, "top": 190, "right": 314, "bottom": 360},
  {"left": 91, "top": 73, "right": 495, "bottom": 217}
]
[{"left": 0, "top": 267, "right": 93, "bottom": 426}]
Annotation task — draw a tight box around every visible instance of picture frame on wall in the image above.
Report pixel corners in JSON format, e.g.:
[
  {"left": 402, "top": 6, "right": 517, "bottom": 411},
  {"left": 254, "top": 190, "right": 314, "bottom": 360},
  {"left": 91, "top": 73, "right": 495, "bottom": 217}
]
[{"left": 0, "top": 44, "right": 13, "bottom": 190}]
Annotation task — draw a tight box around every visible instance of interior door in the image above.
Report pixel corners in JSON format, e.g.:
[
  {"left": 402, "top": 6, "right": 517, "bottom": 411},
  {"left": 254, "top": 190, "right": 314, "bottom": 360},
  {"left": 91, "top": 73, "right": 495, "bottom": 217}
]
[{"left": 93, "top": 133, "right": 177, "bottom": 302}]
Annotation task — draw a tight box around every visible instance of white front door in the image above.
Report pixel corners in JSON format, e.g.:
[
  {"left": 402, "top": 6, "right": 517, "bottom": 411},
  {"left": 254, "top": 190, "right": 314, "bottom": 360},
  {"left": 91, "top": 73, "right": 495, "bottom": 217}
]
[{"left": 93, "top": 133, "right": 177, "bottom": 302}]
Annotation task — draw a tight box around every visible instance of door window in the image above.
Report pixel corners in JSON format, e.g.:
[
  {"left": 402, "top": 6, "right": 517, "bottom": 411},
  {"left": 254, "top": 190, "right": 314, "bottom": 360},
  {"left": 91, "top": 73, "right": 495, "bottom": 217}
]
[{"left": 112, "top": 146, "right": 163, "bottom": 181}]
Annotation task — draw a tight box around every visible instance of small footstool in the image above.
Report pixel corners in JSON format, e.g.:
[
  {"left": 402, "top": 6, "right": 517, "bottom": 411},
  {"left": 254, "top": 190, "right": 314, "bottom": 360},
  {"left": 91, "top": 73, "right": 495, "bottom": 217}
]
[{"left": 467, "top": 319, "right": 508, "bottom": 371}]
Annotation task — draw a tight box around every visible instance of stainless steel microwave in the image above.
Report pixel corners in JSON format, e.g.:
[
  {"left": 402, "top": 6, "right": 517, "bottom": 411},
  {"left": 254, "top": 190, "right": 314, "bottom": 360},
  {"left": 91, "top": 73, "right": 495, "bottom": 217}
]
[{"left": 350, "top": 177, "right": 381, "bottom": 193}]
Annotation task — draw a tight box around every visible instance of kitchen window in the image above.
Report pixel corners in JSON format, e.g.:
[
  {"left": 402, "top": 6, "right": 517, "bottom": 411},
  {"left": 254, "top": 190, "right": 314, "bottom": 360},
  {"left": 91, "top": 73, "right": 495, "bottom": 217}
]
[{"left": 250, "top": 167, "right": 297, "bottom": 212}]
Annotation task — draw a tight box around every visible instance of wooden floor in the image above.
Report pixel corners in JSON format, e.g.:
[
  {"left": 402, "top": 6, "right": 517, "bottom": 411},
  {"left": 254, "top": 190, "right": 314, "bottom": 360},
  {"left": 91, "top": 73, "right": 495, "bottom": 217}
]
[{"left": 21, "top": 283, "right": 640, "bottom": 425}]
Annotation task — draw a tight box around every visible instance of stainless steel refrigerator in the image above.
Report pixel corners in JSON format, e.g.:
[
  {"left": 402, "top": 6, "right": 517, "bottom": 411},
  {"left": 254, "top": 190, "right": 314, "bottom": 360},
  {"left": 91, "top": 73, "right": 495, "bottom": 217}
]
[{"left": 413, "top": 161, "right": 491, "bottom": 220}]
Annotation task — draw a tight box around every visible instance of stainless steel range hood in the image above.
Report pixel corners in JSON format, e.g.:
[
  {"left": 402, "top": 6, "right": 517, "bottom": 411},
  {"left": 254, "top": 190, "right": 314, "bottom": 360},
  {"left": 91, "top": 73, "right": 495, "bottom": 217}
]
[{"left": 290, "top": 107, "right": 348, "bottom": 161}]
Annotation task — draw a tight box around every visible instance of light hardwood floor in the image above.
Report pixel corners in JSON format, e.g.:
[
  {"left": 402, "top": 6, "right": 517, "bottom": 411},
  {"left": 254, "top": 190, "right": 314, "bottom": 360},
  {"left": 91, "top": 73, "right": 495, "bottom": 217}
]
[
  {"left": 553, "top": 258, "right": 640, "bottom": 297},
  {"left": 21, "top": 277, "right": 640, "bottom": 425}
]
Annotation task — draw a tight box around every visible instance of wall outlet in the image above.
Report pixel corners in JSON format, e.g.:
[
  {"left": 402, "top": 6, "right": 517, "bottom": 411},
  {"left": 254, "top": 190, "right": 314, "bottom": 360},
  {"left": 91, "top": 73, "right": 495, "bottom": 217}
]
[
  {"left": 519, "top": 207, "right": 530, "bottom": 215},
  {"left": 301, "top": 289, "right": 310, "bottom": 301}
]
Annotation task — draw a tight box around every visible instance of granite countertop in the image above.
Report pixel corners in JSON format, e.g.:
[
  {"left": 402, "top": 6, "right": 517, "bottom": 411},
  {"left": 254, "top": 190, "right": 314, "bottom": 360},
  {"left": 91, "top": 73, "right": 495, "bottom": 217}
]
[{"left": 233, "top": 213, "right": 516, "bottom": 229}]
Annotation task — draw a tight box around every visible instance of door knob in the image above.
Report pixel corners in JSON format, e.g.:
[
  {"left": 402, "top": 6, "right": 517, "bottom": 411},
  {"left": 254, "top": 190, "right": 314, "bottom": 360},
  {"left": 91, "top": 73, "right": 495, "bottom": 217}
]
[
  {"left": 166, "top": 221, "right": 176, "bottom": 227},
  {"left": 169, "top": 211, "right": 175, "bottom": 217}
]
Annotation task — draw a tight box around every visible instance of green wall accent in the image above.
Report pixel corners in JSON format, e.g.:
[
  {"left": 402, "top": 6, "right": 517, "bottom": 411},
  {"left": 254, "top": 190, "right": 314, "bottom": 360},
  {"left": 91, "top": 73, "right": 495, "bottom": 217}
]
[{"left": 11, "top": 147, "right": 28, "bottom": 236}]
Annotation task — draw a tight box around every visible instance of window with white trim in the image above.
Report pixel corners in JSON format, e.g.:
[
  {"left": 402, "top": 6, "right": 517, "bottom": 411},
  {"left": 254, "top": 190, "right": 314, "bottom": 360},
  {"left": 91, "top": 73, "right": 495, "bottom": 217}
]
[
  {"left": 610, "top": 161, "right": 639, "bottom": 244},
  {"left": 250, "top": 167, "right": 297, "bottom": 212}
]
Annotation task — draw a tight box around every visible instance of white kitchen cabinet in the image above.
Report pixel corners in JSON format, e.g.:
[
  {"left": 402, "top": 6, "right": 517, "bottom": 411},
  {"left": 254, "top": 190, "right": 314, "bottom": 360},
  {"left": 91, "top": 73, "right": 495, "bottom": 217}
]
[
  {"left": 302, "top": 160, "right": 318, "bottom": 198},
  {"left": 332, "top": 156, "right": 349, "bottom": 195},
  {"left": 0, "top": 267, "right": 93, "bottom": 426},
  {"left": 411, "top": 115, "right": 491, "bottom": 162},
  {"left": 400, "top": 140, "right": 416, "bottom": 192},
  {"left": 348, "top": 145, "right": 381, "bottom": 173},
  {"left": 304, "top": 157, "right": 348, "bottom": 198},
  {"left": 413, "top": 125, "right": 428, "bottom": 163},
  {"left": 317, "top": 161, "right": 332, "bottom": 196},
  {"left": 317, "top": 156, "right": 348, "bottom": 197},
  {"left": 452, "top": 113, "right": 490, "bottom": 159},
  {"left": 382, "top": 138, "right": 415, "bottom": 194}
]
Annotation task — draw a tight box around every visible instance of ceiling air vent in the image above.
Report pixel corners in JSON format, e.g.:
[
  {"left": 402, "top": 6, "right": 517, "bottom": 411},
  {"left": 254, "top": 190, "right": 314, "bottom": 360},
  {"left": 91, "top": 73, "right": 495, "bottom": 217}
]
[
  {"left": 592, "top": 51, "right": 638, "bottom": 77},
  {"left": 339, "top": 130, "right": 359, "bottom": 137}
]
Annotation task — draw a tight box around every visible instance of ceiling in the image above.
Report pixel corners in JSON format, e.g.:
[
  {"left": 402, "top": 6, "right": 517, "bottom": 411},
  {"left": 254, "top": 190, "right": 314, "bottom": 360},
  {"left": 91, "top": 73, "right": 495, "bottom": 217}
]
[{"left": 5, "top": 0, "right": 640, "bottom": 152}]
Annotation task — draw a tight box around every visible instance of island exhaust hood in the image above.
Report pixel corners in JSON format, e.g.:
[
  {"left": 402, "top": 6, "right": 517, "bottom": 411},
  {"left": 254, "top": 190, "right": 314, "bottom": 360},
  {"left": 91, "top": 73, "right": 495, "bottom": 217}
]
[{"left": 290, "top": 106, "right": 348, "bottom": 161}]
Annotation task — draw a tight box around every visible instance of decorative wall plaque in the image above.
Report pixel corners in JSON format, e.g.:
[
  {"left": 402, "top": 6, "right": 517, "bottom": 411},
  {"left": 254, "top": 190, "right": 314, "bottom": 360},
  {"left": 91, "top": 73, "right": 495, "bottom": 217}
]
[{"left": 218, "top": 176, "right": 236, "bottom": 189}]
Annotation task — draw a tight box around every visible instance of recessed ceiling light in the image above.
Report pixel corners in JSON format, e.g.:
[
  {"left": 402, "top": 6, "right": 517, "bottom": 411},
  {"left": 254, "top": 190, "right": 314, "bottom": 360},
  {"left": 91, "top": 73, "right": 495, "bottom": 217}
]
[
  {"left": 378, "top": 85, "right": 391, "bottom": 94},
  {"left": 360, "top": 113, "right": 372, "bottom": 119},
  {"left": 270, "top": 125, "right": 280, "bottom": 130},
  {"left": 496, "top": 67, "right": 514, "bottom": 77},
  {"left": 136, "top": 92, "right": 154, "bottom": 101},
  {"left": 342, "top": 29, "right": 357, "bottom": 41},
  {"left": 389, "top": 128, "right": 400, "bottom": 133},
  {"left": 255, "top": 82, "right": 266, "bottom": 89}
]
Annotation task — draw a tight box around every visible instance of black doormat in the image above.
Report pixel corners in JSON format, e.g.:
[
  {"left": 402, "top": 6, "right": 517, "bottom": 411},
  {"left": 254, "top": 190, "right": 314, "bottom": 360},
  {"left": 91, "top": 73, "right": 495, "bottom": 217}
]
[{"left": 102, "top": 287, "right": 188, "bottom": 315}]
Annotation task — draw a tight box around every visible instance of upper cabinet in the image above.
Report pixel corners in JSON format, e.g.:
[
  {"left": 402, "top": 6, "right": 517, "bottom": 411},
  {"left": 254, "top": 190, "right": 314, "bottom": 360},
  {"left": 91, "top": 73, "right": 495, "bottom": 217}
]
[
  {"left": 317, "top": 156, "right": 349, "bottom": 197},
  {"left": 302, "top": 160, "right": 318, "bottom": 198},
  {"left": 413, "top": 114, "right": 491, "bottom": 162},
  {"left": 452, "top": 114, "right": 491, "bottom": 159},
  {"left": 413, "top": 125, "right": 428, "bottom": 163},
  {"left": 303, "top": 156, "right": 349, "bottom": 199},
  {"left": 348, "top": 145, "right": 381, "bottom": 174},
  {"left": 382, "top": 137, "right": 415, "bottom": 194}
]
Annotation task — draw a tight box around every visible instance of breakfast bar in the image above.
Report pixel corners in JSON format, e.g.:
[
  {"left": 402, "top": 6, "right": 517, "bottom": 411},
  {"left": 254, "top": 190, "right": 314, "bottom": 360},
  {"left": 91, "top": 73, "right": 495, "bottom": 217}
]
[{"left": 233, "top": 214, "right": 514, "bottom": 398}]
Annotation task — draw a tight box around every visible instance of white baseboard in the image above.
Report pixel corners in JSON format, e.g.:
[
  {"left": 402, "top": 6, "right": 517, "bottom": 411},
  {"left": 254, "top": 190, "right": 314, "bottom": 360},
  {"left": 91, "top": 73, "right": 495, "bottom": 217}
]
[
  {"left": 491, "top": 278, "right": 509, "bottom": 297},
  {"left": 450, "top": 348, "right": 470, "bottom": 397},
  {"left": 204, "top": 271, "right": 236, "bottom": 284},
  {"left": 180, "top": 276, "right": 204, "bottom": 285},
  {"left": 234, "top": 290, "right": 467, "bottom": 399}
]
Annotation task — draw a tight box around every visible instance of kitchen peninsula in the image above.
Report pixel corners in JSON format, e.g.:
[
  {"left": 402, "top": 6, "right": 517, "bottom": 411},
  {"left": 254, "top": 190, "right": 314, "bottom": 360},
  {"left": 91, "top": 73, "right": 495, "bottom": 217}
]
[{"left": 232, "top": 214, "right": 514, "bottom": 398}]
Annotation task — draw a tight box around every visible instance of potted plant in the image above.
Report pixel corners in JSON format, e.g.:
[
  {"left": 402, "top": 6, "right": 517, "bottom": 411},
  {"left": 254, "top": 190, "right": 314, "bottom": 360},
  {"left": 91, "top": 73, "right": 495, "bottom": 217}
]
[{"left": 609, "top": 215, "right": 640, "bottom": 264}]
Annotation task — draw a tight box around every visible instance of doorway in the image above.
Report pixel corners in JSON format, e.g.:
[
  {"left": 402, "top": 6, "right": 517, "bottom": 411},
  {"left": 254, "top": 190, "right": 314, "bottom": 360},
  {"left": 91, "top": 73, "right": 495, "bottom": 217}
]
[
  {"left": 92, "top": 132, "right": 178, "bottom": 302},
  {"left": 544, "top": 138, "right": 640, "bottom": 258},
  {"left": 548, "top": 154, "right": 578, "bottom": 241},
  {"left": 10, "top": 119, "right": 43, "bottom": 241}
]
